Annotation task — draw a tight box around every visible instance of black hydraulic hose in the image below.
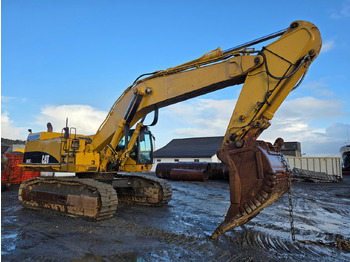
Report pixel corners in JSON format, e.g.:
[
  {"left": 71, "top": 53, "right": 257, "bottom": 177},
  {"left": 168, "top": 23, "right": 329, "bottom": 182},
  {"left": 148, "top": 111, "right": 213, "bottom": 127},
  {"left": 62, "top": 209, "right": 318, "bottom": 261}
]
[
  {"left": 259, "top": 49, "right": 309, "bottom": 80},
  {"left": 132, "top": 71, "right": 158, "bottom": 85}
]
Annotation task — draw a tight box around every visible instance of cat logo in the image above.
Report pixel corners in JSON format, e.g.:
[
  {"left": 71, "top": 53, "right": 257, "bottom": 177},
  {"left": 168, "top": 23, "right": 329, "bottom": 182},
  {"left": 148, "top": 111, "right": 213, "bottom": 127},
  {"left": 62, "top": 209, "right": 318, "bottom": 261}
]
[{"left": 41, "top": 155, "right": 50, "bottom": 164}]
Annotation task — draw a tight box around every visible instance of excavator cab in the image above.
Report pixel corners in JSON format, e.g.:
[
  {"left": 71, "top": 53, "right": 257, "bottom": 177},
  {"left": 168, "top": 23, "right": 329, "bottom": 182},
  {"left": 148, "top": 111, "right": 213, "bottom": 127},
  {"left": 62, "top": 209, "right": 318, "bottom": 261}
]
[{"left": 116, "top": 129, "right": 154, "bottom": 170}]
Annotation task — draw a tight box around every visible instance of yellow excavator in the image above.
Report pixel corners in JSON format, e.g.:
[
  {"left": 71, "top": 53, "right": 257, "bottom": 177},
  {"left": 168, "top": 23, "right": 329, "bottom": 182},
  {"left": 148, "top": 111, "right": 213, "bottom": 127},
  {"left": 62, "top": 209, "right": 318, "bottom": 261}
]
[{"left": 19, "top": 20, "right": 321, "bottom": 239}]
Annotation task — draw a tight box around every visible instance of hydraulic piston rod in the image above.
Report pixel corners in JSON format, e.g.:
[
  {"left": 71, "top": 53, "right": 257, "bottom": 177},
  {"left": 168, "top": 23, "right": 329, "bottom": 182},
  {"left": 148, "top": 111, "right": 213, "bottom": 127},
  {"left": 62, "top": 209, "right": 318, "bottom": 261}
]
[{"left": 223, "top": 28, "right": 287, "bottom": 55}]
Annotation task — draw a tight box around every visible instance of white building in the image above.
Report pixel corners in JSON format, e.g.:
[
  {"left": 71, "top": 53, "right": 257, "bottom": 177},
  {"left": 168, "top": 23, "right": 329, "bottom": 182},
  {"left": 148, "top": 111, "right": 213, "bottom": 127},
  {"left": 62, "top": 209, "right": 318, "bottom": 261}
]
[
  {"left": 152, "top": 136, "right": 222, "bottom": 171},
  {"left": 152, "top": 137, "right": 342, "bottom": 179}
]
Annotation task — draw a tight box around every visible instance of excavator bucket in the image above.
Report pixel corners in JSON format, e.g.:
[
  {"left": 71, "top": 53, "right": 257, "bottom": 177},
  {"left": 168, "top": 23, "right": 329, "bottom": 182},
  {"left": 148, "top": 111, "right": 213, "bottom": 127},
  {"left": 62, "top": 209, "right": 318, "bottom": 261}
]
[{"left": 211, "top": 139, "right": 291, "bottom": 239}]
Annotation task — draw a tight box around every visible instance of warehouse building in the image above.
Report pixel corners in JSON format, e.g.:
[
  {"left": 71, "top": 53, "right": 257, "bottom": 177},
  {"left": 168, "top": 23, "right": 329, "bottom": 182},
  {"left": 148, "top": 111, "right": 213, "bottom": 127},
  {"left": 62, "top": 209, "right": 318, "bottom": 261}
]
[
  {"left": 153, "top": 136, "right": 301, "bottom": 169},
  {"left": 153, "top": 137, "right": 341, "bottom": 179},
  {"left": 154, "top": 136, "right": 222, "bottom": 165}
]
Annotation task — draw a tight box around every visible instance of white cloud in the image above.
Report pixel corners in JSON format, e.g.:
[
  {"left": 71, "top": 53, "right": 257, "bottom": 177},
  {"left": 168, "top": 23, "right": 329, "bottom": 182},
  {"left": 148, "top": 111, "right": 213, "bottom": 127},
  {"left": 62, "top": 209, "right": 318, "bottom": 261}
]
[
  {"left": 1, "top": 104, "right": 109, "bottom": 140},
  {"left": 321, "top": 40, "right": 335, "bottom": 53},
  {"left": 1, "top": 95, "right": 28, "bottom": 104},
  {"left": 161, "top": 98, "right": 236, "bottom": 137},
  {"left": 1, "top": 96, "right": 15, "bottom": 103},
  {"left": 1, "top": 111, "right": 27, "bottom": 140},
  {"left": 157, "top": 97, "right": 348, "bottom": 156},
  {"left": 273, "top": 96, "right": 344, "bottom": 121},
  {"left": 260, "top": 97, "right": 348, "bottom": 156},
  {"left": 35, "top": 105, "right": 107, "bottom": 135},
  {"left": 330, "top": 0, "right": 350, "bottom": 19},
  {"left": 300, "top": 79, "right": 334, "bottom": 98},
  {"left": 302, "top": 79, "right": 326, "bottom": 90},
  {"left": 2, "top": 99, "right": 348, "bottom": 157}
]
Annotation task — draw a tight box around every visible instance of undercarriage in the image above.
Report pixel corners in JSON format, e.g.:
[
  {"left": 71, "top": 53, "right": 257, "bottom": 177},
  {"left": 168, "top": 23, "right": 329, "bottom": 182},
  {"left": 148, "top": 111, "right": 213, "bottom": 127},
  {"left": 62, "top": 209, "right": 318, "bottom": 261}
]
[{"left": 18, "top": 174, "right": 172, "bottom": 220}]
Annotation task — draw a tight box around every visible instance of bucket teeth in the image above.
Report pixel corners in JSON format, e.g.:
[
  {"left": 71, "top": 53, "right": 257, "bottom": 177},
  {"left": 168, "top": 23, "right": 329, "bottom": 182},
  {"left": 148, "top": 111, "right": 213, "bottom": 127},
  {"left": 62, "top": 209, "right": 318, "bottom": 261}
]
[
  {"left": 243, "top": 203, "right": 253, "bottom": 214},
  {"left": 252, "top": 198, "right": 262, "bottom": 208},
  {"left": 247, "top": 200, "right": 257, "bottom": 210}
]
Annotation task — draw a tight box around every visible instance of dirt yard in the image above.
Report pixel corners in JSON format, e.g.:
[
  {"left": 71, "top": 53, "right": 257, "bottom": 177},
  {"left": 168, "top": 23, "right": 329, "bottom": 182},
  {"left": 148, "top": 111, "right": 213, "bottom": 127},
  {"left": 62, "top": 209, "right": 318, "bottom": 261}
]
[{"left": 2, "top": 175, "right": 350, "bottom": 261}]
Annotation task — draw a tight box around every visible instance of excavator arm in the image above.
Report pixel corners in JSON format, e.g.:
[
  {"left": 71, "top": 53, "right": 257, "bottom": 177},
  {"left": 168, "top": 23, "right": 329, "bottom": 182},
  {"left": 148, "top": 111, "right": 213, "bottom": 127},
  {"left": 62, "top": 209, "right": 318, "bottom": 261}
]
[
  {"left": 212, "top": 21, "right": 322, "bottom": 238},
  {"left": 94, "top": 52, "right": 262, "bottom": 170},
  {"left": 92, "top": 20, "right": 321, "bottom": 238},
  {"left": 92, "top": 20, "right": 320, "bottom": 169}
]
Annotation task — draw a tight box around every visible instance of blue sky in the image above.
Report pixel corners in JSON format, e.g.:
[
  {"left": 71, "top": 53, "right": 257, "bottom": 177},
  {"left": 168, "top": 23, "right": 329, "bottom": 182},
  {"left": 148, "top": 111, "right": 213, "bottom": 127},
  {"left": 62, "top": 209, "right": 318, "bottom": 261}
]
[{"left": 2, "top": 0, "right": 350, "bottom": 157}]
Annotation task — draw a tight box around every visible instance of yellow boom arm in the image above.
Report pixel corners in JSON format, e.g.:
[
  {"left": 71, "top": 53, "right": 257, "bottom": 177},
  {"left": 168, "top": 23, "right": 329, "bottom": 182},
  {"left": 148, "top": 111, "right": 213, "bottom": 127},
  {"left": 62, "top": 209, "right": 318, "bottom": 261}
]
[{"left": 90, "top": 21, "right": 321, "bottom": 173}]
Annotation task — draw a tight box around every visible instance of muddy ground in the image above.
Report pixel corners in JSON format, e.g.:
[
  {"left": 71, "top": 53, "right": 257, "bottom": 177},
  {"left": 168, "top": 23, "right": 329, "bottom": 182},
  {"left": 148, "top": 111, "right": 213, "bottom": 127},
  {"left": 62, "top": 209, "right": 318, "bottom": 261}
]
[{"left": 2, "top": 175, "right": 350, "bottom": 262}]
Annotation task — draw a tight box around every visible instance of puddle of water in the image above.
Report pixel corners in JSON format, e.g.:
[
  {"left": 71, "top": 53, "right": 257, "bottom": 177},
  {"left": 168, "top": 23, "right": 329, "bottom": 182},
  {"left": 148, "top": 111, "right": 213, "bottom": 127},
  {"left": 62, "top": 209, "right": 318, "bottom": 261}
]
[{"left": 1, "top": 232, "right": 18, "bottom": 255}]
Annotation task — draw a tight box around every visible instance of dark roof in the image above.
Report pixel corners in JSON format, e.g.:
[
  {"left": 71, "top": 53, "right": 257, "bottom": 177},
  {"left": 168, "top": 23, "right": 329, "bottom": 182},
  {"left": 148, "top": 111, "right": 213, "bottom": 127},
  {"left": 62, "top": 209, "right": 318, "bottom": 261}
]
[{"left": 154, "top": 136, "right": 224, "bottom": 158}]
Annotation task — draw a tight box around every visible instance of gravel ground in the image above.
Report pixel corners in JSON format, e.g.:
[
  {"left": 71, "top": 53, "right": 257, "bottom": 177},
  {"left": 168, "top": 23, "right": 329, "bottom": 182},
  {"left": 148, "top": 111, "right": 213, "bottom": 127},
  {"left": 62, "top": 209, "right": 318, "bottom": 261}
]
[{"left": 2, "top": 175, "right": 350, "bottom": 261}]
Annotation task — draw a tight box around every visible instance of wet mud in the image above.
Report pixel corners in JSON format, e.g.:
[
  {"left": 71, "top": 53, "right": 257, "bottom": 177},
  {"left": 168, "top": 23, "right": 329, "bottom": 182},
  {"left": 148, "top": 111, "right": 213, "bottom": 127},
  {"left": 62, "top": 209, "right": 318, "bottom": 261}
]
[{"left": 2, "top": 175, "right": 350, "bottom": 261}]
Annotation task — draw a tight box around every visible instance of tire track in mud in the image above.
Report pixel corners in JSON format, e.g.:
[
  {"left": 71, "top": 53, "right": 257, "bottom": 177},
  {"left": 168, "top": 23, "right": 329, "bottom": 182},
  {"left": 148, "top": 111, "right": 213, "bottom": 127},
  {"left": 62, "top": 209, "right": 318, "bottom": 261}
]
[
  {"left": 14, "top": 214, "right": 348, "bottom": 262},
  {"left": 245, "top": 184, "right": 350, "bottom": 261},
  {"left": 3, "top": 179, "right": 349, "bottom": 261},
  {"left": 102, "top": 218, "right": 255, "bottom": 261},
  {"left": 110, "top": 180, "right": 349, "bottom": 261},
  {"left": 105, "top": 217, "right": 342, "bottom": 262}
]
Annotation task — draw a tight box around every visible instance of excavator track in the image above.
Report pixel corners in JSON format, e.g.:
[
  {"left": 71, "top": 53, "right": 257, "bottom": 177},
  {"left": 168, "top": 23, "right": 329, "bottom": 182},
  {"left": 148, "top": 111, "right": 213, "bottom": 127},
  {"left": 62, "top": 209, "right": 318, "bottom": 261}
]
[
  {"left": 112, "top": 173, "right": 172, "bottom": 206},
  {"left": 18, "top": 177, "right": 118, "bottom": 221}
]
